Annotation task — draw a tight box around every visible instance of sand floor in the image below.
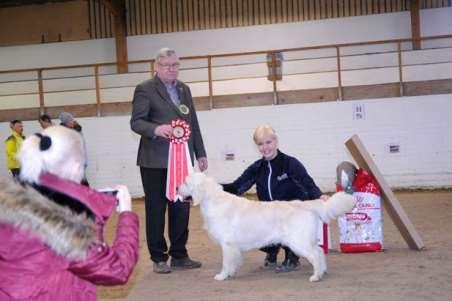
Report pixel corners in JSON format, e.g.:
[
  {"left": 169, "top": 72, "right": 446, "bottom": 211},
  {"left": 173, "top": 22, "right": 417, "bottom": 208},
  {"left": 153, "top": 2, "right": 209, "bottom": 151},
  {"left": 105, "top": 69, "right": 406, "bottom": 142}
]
[{"left": 99, "top": 190, "right": 452, "bottom": 301}]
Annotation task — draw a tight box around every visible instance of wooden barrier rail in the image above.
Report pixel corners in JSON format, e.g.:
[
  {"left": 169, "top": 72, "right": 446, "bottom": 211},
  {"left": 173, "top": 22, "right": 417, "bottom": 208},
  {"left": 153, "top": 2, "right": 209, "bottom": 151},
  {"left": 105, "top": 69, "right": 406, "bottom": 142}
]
[{"left": 0, "top": 34, "right": 451, "bottom": 119}]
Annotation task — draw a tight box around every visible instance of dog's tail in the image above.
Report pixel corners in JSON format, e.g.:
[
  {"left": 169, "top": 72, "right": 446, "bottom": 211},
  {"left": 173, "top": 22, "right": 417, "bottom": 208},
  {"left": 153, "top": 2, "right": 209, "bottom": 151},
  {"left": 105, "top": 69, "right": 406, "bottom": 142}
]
[{"left": 297, "top": 192, "right": 356, "bottom": 223}]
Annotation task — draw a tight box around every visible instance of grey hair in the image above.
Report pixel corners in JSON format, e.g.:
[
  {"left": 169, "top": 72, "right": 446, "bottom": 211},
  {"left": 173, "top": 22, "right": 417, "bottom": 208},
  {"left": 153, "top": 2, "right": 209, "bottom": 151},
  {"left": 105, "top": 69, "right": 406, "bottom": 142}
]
[{"left": 155, "top": 47, "right": 177, "bottom": 64}]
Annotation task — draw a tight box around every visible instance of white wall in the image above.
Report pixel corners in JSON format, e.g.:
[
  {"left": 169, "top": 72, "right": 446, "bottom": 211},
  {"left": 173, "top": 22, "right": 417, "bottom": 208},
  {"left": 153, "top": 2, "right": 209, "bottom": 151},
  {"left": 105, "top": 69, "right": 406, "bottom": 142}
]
[
  {"left": 1, "top": 8, "right": 451, "bottom": 70},
  {"left": 1, "top": 94, "right": 451, "bottom": 196}
]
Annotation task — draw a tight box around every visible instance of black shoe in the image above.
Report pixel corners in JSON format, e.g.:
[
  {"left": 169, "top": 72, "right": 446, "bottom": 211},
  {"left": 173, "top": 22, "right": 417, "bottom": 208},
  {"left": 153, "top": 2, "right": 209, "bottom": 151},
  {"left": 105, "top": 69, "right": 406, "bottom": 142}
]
[
  {"left": 170, "top": 257, "right": 202, "bottom": 270},
  {"left": 275, "top": 259, "right": 301, "bottom": 273},
  {"left": 153, "top": 261, "right": 171, "bottom": 274}
]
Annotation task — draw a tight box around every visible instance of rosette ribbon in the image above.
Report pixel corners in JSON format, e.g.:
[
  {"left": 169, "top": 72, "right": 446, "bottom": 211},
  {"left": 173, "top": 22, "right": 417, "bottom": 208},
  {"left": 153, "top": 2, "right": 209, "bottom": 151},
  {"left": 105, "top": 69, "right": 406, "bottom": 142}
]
[{"left": 166, "top": 119, "right": 193, "bottom": 202}]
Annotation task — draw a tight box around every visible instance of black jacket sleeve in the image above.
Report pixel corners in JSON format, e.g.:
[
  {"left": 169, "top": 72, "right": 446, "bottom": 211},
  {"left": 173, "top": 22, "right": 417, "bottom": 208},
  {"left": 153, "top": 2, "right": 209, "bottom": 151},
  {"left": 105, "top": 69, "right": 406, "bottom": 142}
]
[
  {"left": 221, "top": 161, "right": 259, "bottom": 196},
  {"left": 288, "top": 157, "right": 322, "bottom": 200}
]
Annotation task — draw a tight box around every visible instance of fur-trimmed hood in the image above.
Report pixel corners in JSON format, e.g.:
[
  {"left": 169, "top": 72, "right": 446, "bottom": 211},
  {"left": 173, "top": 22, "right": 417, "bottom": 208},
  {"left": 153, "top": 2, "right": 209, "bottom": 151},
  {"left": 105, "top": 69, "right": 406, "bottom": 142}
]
[{"left": 0, "top": 177, "right": 96, "bottom": 260}]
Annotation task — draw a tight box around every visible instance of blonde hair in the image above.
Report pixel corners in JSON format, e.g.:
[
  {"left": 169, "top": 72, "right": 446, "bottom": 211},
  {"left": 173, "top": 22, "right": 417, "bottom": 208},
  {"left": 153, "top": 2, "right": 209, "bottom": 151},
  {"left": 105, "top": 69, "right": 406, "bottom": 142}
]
[{"left": 253, "top": 125, "right": 277, "bottom": 143}]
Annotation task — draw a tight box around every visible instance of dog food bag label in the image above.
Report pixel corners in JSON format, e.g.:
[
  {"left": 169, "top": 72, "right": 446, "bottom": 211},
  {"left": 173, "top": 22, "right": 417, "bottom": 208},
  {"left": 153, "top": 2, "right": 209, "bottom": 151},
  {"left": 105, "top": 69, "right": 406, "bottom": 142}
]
[{"left": 338, "top": 169, "right": 383, "bottom": 253}]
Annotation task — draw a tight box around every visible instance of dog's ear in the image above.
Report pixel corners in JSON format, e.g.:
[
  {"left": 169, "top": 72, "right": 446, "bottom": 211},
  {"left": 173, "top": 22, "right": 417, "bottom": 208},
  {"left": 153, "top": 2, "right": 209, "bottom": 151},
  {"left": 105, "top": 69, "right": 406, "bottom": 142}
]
[{"left": 188, "top": 172, "right": 208, "bottom": 206}]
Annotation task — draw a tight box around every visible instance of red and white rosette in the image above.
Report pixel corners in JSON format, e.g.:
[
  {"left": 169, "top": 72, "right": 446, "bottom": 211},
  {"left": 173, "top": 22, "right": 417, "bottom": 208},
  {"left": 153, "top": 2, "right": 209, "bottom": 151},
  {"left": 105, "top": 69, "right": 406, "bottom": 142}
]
[{"left": 166, "top": 119, "right": 193, "bottom": 202}]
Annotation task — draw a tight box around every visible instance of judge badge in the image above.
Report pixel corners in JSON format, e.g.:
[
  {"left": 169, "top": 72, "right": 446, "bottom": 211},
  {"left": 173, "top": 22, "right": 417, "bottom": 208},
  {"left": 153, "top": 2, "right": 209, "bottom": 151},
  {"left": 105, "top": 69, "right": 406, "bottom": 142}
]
[{"left": 179, "top": 104, "right": 190, "bottom": 115}]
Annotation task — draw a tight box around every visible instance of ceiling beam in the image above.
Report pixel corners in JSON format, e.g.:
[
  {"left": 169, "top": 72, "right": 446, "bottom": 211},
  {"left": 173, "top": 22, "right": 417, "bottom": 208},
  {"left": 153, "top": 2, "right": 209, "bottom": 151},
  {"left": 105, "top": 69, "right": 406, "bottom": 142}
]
[{"left": 0, "top": 0, "right": 73, "bottom": 8}]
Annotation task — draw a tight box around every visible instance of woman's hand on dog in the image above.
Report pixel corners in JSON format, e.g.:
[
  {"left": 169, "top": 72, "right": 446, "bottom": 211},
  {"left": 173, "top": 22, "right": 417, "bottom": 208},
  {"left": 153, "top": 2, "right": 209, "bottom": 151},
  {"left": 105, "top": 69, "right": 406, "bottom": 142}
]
[{"left": 320, "top": 194, "right": 330, "bottom": 201}]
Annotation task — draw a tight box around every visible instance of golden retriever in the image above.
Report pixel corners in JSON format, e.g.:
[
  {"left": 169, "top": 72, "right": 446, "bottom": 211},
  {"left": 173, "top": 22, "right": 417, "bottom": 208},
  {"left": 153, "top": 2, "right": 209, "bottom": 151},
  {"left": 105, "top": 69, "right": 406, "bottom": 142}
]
[{"left": 178, "top": 172, "right": 356, "bottom": 282}]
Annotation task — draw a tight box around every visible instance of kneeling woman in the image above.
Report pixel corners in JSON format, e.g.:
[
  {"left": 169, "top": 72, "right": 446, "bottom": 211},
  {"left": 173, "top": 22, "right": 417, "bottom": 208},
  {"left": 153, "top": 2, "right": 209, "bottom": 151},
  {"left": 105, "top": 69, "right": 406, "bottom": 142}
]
[
  {"left": 0, "top": 126, "right": 139, "bottom": 300},
  {"left": 222, "top": 125, "right": 328, "bottom": 273}
]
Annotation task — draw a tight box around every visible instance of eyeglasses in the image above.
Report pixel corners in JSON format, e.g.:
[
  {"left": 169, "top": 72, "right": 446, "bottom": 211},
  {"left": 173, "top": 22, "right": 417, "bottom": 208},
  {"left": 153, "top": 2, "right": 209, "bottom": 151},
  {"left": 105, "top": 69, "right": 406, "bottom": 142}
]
[{"left": 158, "top": 62, "right": 180, "bottom": 69}]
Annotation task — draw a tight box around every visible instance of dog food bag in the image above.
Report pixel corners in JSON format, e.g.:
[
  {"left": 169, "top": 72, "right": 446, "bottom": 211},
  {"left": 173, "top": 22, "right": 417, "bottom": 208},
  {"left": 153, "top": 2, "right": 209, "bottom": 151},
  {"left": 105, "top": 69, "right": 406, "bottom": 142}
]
[{"left": 338, "top": 168, "right": 383, "bottom": 253}]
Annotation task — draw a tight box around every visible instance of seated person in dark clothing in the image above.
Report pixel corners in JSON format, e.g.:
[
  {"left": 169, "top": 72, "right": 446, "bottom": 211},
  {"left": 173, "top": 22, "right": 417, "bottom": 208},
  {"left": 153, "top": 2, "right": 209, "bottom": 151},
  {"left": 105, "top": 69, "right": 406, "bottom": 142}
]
[{"left": 222, "top": 125, "right": 329, "bottom": 273}]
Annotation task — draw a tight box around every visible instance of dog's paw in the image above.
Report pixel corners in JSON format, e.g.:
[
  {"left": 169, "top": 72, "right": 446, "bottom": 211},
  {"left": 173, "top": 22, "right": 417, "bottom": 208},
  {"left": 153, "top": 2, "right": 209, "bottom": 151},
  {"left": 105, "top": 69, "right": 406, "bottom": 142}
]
[
  {"left": 214, "top": 273, "right": 229, "bottom": 281},
  {"left": 309, "top": 274, "right": 321, "bottom": 282}
]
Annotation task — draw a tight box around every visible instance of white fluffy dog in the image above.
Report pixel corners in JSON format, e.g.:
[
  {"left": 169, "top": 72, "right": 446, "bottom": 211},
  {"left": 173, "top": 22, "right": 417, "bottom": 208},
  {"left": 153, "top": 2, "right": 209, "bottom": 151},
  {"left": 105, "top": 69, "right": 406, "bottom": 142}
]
[{"left": 178, "top": 172, "right": 357, "bottom": 282}]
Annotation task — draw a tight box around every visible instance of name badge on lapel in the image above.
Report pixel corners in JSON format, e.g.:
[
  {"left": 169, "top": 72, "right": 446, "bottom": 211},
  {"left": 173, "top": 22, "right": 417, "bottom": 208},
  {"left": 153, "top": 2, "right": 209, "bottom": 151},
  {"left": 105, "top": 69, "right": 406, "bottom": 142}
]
[{"left": 179, "top": 104, "right": 190, "bottom": 115}]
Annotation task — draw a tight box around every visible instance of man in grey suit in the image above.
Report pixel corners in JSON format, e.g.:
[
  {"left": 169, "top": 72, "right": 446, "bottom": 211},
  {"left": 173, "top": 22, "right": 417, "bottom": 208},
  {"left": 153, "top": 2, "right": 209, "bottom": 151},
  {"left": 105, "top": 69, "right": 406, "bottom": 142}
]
[{"left": 130, "top": 48, "right": 208, "bottom": 274}]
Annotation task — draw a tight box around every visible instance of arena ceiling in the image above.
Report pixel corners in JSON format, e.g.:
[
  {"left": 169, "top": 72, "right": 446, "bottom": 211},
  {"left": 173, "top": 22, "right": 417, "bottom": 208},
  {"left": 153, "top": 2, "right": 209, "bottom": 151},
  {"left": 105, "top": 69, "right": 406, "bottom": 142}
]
[{"left": 0, "top": 0, "right": 77, "bottom": 8}]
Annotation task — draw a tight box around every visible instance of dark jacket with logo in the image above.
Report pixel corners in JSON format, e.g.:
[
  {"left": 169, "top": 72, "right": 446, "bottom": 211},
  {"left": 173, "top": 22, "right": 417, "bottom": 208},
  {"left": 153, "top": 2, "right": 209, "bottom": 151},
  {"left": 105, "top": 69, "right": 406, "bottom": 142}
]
[{"left": 223, "top": 150, "right": 322, "bottom": 201}]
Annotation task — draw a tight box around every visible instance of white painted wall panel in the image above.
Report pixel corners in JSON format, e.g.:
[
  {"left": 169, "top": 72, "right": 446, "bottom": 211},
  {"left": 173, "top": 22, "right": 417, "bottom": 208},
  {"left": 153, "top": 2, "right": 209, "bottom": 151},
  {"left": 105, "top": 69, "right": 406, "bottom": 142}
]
[
  {"left": 1, "top": 94, "right": 450, "bottom": 196},
  {"left": 1, "top": 8, "right": 451, "bottom": 71},
  {"left": 0, "top": 39, "right": 116, "bottom": 70},
  {"left": 212, "top": 77, "right": 273, "bottom": 95},
  {"left": 421, "top": 8, "right": 452, "bottom": 36},
  {"left": 284, "top": 58, "right": 337, "bottom": 74},
  {"left": 0, "top": 8, "right": 451, "bottom": 108},
  {"left": 99, "top": 72, "right": 149, "bottom": 88},
  {"left": 0, "top": 71, "right": 37, "bottom": 82},
  {"left": 212, "top": 63, "right": 267, "bottom": 80},
  {"left": 341, "top": 52, "right": 399, "bottom": 70},
  {"left": 213, "top": 54, "right": 266, "bottom": 66},
  {"left": 340, "top": 43, "right": 399, "bottom": 56},
  {"left": 100, "top": 87, "right": 134, "bottom": 102},
  {"left": 44, "top": 67, "right": 93, "bottom": 79},
  {"left": 178, "top": 68, "right": 208, "bottom": 83},
  {"left": 403, "top": 47, "right": 452, "bottom": 65},
  {"left": 341, "top": 67, "right": 400, "bottom": 86},
  {"left": 278, "top": 72, "right": 338, "bottom": 90},
  {"left": 0, "top": 94, "right": 39, "bottom": 109},
  {"left": 0, "top": 80, "right": 38, "bottom": 94},
  {"left": 126, "top": 11, "right": 411, "bottom": 61},
  {"left": 403, "top": 62, "right": 452, "bottom": 81},
  {"left": 44, "top": 90, "right": 96, "bottom": 106},
  {"left": 43, "top": 76, "right": 95, "bottom": 92},
  {"left": 186, "top": 82, "right": 209, "bottom": 97}
]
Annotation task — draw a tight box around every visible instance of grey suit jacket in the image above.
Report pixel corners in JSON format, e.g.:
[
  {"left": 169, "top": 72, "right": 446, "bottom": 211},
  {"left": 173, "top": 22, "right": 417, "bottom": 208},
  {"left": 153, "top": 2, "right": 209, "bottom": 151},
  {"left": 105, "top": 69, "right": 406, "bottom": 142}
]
[{"left": 130, "top": 76, "right": 207, "bottom": 168}]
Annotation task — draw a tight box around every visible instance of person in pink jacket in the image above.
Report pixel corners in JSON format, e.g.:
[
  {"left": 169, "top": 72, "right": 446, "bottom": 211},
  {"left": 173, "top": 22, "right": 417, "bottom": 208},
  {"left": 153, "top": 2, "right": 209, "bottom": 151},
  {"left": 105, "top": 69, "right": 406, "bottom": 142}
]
[{"left": 0, "top": 125, "right": 139, "bottom": 300}]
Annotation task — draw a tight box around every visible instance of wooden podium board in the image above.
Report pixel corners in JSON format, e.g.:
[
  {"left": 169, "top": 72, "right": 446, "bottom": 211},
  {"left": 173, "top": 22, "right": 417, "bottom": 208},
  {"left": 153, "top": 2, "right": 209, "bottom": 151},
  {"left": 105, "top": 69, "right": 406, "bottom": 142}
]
[{"left": 345, "top": 135, "right": 425, "bottom": 250}]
